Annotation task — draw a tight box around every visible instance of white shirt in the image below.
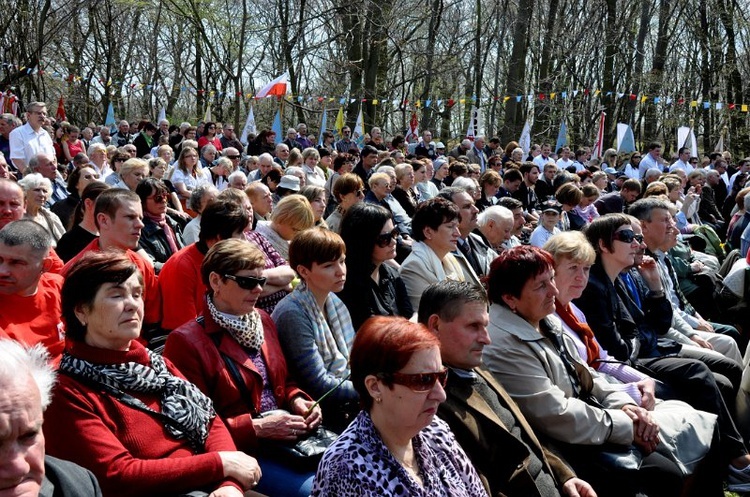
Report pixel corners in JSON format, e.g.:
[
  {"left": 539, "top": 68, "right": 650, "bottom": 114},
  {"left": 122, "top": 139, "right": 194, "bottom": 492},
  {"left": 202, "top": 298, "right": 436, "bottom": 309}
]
[
  {"left": 556, "top": 158, "right": 574, "bottom": 170},
  {"left": 9, "top": 123, "right": 55, "bottom": 166},
  {"left": 669, "top": 159, "right": 694, "bottom": 175},
  {"left": 533, "top": 154, "right": 552, "bottom": 169}
]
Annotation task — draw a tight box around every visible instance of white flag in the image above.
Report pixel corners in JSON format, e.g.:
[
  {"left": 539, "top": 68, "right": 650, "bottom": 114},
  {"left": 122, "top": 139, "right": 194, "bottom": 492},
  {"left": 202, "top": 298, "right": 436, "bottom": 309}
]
[
  {"left": 353, "top": 107, "right": 365, "bottom": 148},
  {"left": 519, "top": 121, "right": 531, "bottom": 155},
  {"left": 466, "top": 106, "right": 479, "bottom": 139},
  {"left": 677, "top": 126, "right": 698, "bottom": 158},
  {"left": 157, "top": 107, "right": 166, "bottom": 123},
  {"left": 204, "top": 103, "right": 212, "bottom": 123},
  {"left": 240, "top": 105, "right": 257, "bottom": 146}
]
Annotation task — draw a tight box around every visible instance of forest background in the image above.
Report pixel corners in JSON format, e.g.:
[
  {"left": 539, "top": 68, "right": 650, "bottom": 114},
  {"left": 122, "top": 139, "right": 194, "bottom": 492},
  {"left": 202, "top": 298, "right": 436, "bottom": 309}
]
[{"left": 2, "top": 0, "right": 750, "bottom": 156}]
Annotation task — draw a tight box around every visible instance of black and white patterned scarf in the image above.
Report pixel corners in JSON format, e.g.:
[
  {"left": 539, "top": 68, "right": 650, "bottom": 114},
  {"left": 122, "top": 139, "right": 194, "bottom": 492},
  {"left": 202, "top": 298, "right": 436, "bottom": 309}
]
[
  {"left": 207, "top": 295, "right": 264, "bottom": 351},
  {"left": 59, "top": 349, "right": 215, "bottom": 451}
]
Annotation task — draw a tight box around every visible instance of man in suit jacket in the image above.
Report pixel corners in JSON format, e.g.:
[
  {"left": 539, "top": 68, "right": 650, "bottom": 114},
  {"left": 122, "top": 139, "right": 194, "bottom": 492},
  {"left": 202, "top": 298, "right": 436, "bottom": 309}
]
[{"left": 419, "top": 281, "right": 594, "bottom": 497}]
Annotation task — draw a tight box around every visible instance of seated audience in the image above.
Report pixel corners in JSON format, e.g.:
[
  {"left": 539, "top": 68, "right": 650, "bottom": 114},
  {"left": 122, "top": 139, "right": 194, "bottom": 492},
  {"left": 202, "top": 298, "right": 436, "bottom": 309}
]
[
  {"left": 182, "top": 184, "right": 219, "bottom": 245},
  {"left": 324, "top": 173, "right": 364, "bottom": 233},
  {"left": 136, "top": 178, "right": 185, "bottom": 273},
  {"left": 54, "top": 182, "right": 108, "bottom": 263},
  {"left": 254, "top": 194, "right": 314, "bottom": 260},
  {"left": 18, "top": 173, "right": 65, "bottom": 245}
]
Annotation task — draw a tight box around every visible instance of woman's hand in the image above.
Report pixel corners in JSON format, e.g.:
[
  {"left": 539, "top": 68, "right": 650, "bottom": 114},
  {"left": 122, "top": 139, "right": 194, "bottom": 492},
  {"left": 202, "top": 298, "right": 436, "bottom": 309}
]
[
  {"left": 208, "top": 485, "right": 245, "bottom": 497},
  {"left": 291, "top": 396, "right": 323, "bottom": 430},
  {"left": 622, "top": 405, "right": 659, "bottom": 453},
  {"left": 254, "top": 411, "right": 310, "bottom": 440},
  {"left": 218, "top": 451, "right": 262, "bottom": 489},
  {"left": 562, "top": 477, "right": 597, "bottom": 497},
  {"left": 636, "top": 379, "right": 656, "bottom": 411}
]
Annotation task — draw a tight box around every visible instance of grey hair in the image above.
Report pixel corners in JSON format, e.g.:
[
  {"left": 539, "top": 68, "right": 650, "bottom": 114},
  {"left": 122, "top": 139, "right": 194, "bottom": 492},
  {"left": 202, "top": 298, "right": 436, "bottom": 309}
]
[
  {"left": 644, "top": 168, "right": 662, "bottom": 180},
  {"left": 201, "top": 144, "right": 217, "bottom": 155},
  {"left": 451, "top": 176, "right": 477, "bottom": 191},
  {"left": 27, "top": 155, "right": 53, "bottom": 173},
  {"left": 228, "top": 170, "right": 247, "bottom": 184},
  {"left": 258, "top": 153, "right": 274, "bottom": 164},
  {"left": 188, "top": 184, "right": 219, "bottom": 212},
  {"left": 478, "top": 205, "right": 513, "bottom": 228},
  {"left": 0, "top": 219, "right": 53, "bottom": 254},
  {"left": 87, "top": 142, "right": 107, "bottom": 156},
  {"left": 0, "top": 340, "right": 56, "bottom": 409},
  {"left": 628, "top": 197, "right": 672, "bottom": 222},
  {"left": 17, "top": 172, "right": 52, "bottom": 193}
]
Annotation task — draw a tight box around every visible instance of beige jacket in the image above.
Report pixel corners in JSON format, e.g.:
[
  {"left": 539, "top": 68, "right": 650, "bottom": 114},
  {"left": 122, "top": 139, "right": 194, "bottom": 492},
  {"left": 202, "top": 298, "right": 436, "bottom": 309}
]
[{"left": 483, "top": 304, "right": 636, "bottom": 446}]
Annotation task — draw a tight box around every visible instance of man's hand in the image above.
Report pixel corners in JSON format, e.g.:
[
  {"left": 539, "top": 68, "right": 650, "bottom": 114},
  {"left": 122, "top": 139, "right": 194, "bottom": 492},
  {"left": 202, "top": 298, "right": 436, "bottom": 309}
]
[
  {"left": 695, "top": 318, "right": 714, "bottom": 332},
  {"left": 562, "top": 478, "right": 597, "bottom": 497},
  {"left": 690, "top": 335, "right": 713, "bottom": 349}
]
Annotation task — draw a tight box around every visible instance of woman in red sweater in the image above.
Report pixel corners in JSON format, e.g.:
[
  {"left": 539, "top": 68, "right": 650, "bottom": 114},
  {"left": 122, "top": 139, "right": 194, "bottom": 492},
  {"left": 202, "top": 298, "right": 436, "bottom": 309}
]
[{"left": 44, "top": 251, "right": 261, "bottom": 497}]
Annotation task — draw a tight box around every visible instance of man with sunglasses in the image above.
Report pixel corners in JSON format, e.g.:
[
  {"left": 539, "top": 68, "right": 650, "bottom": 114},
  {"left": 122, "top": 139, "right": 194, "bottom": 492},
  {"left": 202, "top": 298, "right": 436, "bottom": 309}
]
[{"left": 420, "top": 281, "right": 595, "bottom": 497}]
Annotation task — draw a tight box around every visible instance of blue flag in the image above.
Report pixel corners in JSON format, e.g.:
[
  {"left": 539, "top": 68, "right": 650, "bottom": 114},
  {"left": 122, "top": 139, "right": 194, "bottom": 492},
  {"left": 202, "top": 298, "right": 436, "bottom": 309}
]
[
  {"left": 555, "top": 120, "right": 568, "bottom": 152},
  {"left": 318, "top": 107, "right": 328, "bottom": 147},
  {"left": 272, "top": 109, "right": 283, "bottom": 145},
  {"left": 616, "top": 123, "right": 636, "bottom": 153},
  {"left": 104, "top": 102, "right": 115, "bottom": 127}
]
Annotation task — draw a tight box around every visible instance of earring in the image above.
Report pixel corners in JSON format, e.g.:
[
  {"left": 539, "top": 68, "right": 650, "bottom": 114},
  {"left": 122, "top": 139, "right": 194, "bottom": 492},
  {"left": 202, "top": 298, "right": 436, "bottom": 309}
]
[{"left": 375, "top": 397, "right": 382, "bottom": 403}]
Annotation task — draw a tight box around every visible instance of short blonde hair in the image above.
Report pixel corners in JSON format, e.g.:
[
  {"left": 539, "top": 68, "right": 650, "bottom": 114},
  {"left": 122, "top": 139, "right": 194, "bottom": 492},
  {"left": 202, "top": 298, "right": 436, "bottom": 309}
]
[
  {"left": 120, "top": 158, "right": 149, "bottom": 177},
  {"left": 394, "top": 163, "right": 413, "bottom": 182},
  {"left": 543, "top": 231, "right": 596, "bottom": 265},
  {"left": 368, "top": 172, "right": 390, "bottom": 189},
  {"left": 271, "top": 194, "right": 314, "bottom": 231}
]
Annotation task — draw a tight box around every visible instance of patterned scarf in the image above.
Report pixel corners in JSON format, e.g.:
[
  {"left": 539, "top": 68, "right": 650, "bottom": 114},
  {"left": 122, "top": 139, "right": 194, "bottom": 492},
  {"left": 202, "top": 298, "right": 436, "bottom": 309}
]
[
  {"left": 59, "top": 349, "right": 215, "bottom": 450},
  {"left": 554, "top": 300, "right": 601, "bottom": 369},
  {"left": 207, "top": 295, "right": 264, "bottom": 351},
  {"left": 287, "top": 281, "right": 354, "bottom": 378}
]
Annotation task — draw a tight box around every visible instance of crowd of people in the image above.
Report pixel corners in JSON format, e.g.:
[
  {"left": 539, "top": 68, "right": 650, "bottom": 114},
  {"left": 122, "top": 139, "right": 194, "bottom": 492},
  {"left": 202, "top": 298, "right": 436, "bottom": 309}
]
[{"left": 3, "top": 100, "right": 750, "bottom": 497}]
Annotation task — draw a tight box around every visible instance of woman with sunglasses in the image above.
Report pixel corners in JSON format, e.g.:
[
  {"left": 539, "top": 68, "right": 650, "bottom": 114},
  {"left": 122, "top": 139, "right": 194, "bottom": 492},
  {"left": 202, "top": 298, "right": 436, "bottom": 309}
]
[
  {"left": 324, "top": 173, "right": 364, "bottom": 233},
  {"left": 198, "top": 121, "right": 223, "bottom": 153},
  {"left": 312, "top": 316, "right": 487, "bottom": 496},
  {"left": 136, "top": 178, "right": 185, "bottom": 273},
  {"left": 165, "top": 239, "right": 322, "bottom": 497},
  {"left": 338, "top": 203, "right": 414, "bottom": 330},
  {"left": 273, "top": 227, "right": 359, "bottom": 430}
]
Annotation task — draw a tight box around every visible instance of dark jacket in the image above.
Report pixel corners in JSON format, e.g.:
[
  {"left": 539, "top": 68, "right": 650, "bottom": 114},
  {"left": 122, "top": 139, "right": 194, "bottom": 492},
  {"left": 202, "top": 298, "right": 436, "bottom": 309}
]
[
  {"left": 337, "top": 263, "right": 413, "bottom": 330},
  {"left": 138, "top": 214, "right": 185, "bottom": 273}
]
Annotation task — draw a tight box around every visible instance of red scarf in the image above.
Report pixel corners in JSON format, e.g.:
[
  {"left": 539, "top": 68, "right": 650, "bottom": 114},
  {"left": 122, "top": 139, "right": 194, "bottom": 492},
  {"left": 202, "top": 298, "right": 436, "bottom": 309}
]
[{"left": 555, "top": 300, "right": 601, "bottom": 369}]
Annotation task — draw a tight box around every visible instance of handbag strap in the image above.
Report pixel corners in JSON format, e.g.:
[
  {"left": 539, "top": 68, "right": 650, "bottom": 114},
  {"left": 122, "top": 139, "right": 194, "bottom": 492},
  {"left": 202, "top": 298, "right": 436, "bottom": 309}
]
[{"left": 201, "top": 316, "right": 260, "bottom": 417}]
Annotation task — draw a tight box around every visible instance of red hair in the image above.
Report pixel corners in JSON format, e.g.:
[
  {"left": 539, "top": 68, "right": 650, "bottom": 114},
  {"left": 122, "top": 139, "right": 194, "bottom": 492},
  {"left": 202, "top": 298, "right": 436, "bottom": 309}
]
[{"left": 487, "top": 246, "right": 554, "bottom": 305}]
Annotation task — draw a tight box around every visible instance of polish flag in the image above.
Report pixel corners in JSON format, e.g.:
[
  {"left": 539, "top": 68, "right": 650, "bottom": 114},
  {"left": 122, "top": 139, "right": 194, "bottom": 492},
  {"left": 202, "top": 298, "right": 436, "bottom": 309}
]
[{"left": 256, "top": 73, "right": 289, "bottom": 98}]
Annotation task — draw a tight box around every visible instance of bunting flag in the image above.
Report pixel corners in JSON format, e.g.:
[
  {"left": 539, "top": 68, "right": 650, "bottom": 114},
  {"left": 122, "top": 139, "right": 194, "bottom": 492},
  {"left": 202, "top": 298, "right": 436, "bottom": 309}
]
[
  {"left": 318, "top": 107, "right": 328, "bottom": 147},
  {"left": 55, "top": 96, "right": 66, "bottom": 122},
  {"left": 518, "top": 121, "right": 531, "bottom": 155},
  {"left": 353, "top": 106, "right": 365, "bottom": 148},
  {"left": 555, "top": 119, "right": 568, "bottom": 152},
  {"left": 157, "top": 107, "right": 166, "bottom": 123},
  {"left": 334, "top": 106, "right": 345, "bottom": 138},
  {"left": 466, "top": 106, "right": 479, "bottom": 140},
  {"left": 616, "top": 123, "right": 636, "bottom": 153},
  {"left": 239, "top": 104, "right": 256, "bottom": 146},
  {"left": 591, "top": 111, "right": 606, "bottom": 159},
  {"left": 677, "top": 126, "right": 698, "bottom": 158},
  {"left": 204, "top": 102, "right": 212, "bottom": 122},
  {"left": 405, "top": 112, "right": 419, "bottom": 142},
  {"left": 256, "top": 72, "right": 289, "bottom": 98},
  {"left": 271, "top": 108, "right": 283, "bottom": 145},
  {"left": 104, "top": 102, "right": 116, "bottom": 127}
]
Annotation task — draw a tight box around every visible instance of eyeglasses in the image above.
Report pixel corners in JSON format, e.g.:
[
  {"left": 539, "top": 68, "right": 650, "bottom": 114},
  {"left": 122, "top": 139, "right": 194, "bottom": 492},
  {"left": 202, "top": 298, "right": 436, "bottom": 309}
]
[
  {"left": 612, "top": 229, "right": 644, "bottom": 244},
  {"left": 227, "top": 155, "right": 241, "bottom": 160},
  {"left": 148, "top": 193, "right": 167, "bottom": 203},
  {"left": 355, "top": 189, "right": 365, "bottom": 198},
  {"left": 375, "top": 228, "right": 400, "bottom": 247},
  {"left": 632, "top": 156, "right": 641, "bottom": 160},
  {"left": 223, "top": 273, "right": 267, "bottom": 290},
  {"left": 378, "top": 368, "right": 448, "bottom": 393}
]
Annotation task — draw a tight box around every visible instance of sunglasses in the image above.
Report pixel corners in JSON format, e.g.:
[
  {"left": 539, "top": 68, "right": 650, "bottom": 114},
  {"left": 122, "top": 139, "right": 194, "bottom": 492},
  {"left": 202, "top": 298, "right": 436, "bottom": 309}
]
[
  {"left": 632, "top": 156, "right": 641, "bottom": 159},
  {"left": 378, "top": 368, "right": 449, "bottom": 393},
  {"left": 148, "top": 193, "right": 167, "bottom": 203},
  {"left": 612, "top": 229, "right": 644, "bottom": 244},
  {"left": 375, "top": 228, "right": 399, "bottom": 247},
  {"left": 227, "top": 155, "right": 241, "bottom": 160},
  {"left": 223, "top": 273, "right": 267, "bottom": 290},
  {"left": 355, "top": 189, "right": 365, "bottom": 198}
]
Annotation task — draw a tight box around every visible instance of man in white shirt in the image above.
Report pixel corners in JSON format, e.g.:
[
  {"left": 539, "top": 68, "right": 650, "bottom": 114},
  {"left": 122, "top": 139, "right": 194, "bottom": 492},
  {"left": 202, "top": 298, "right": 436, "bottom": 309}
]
[
  {"left": 638, "top": 142, "right": 664, "bottom": 178},
  {"left": 8, "top": 102, "right": 54, "bottom": 172},
  {"left": 532, "top": 143, "right": 552, "bottom": 169},
  {"left": 556, "top": 146, "right": 574, "bottom": 170},
  {"left": 669, "top": 147, "right": 694, "bottom": 175}
]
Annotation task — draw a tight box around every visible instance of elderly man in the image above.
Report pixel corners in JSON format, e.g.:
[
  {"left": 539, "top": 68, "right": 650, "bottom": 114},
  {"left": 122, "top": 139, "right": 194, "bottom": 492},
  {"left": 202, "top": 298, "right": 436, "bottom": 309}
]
[
  {"left": 475, "top": 205, "right": 514, "bottom": 251},
  {"left": 220, "top": 124, "right": 243, "bottom": 151},
  {"left": 89, "top": 126, "right": 111, "bottom": 147},
  {"left": 419, "top": 281, "right": 594, "bottom": 497},
  {"left": 221, "top": 147, "right": 242, "bottom": 172},
  {"left": 0, "top": 220, "right": 65, "bottom": 361},
  {"left": 9, "top": 102, "right": 55, "bottom": 172},
  {"left": 437, "top": 186, "right": 492, "bottom": 279},
  {"left": 246, "top": 182, "right": 273, "bottom": 228},
  {"left": 365, "top": 127, "right": 387, "bottom": 151},
  {"left": 0, "top": 339, "right": 102, "bottom": 496},
  {"left": 467, "top": 136, "right": 488, "bottom": 171},
  {"left": 27, "top": 154, "right": 68, "bottom": 206},
  {"left": 248, "top": 153, "right": 275, "bottom": 182},
  {"left": 110, "top": 120, "right": 133, "bottom": 147},
  {"left": 274, "top": 143, "right": 290, "bottom": 167}
]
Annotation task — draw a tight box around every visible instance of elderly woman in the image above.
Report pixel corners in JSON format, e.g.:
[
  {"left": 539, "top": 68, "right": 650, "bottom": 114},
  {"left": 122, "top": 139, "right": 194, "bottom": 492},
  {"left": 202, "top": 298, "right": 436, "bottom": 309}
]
[
  {"left": 390, "top": 163, "right": 419, "bottom": 217},
  {"left": 51, "top": 165, "right": 100, "bottom": 230},
  {"left": 338, "top": 203, "right": 414, "bottom": 330},
  {"left": 272, "top": 228, "right": 359, "bottom": 430},
  {"left": 17, "top": 173, "right": 65, "bottom": 244},
  {"left": 324, "top": 173, "right": 364, "bottom": 233},
  {"left": 87, "top": 142, "right": 112, "bottom": 178},
  {"left": 482, "top": 246, "right": 699, "bottom": 497},
  {"left": 113, "top": 158, "right": 149, "bottom": 191},
  {"left": 301, "top": 147, "right": 327, "bottom": 187},
  {"left": 300, "top": 185, "right": 328, "bottom": 228},
  {"left": 44, "top": 251, "right": 262, "bottom": 497},
  {"left": 399, "top": 197, "right": 465, "bottom": 309},
  {"left": 135, "top": 178, "right": 185, "bottom": 273},
  {"left": 311, "top": 316, "right": 488, "bottom": 496},
  {"left": 254, "top": 194, "right": 314, "bottom": 260},
  {"left": 182, "top": 185, "right": 220, "bottom": 245},
  {"left": 173, "top": 147, "right": 211, "bottom": 202},
  {"left": 165, "top": 239, "right": 322, "bottom": 497}
]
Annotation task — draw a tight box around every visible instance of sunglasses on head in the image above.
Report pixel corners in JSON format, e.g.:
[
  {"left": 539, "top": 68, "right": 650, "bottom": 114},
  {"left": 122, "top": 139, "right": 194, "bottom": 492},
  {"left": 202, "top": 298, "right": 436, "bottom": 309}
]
[
  {"left": 375, "top": 228, "right": 399, "bottom": 247},
  {"left": 612, "top": 229, "right": 643, "bottom": 244},
  {"left": 224, "top": 273, "right": 267, "bottom": 290},
  {"left": 378, "top": 368, "right": 448, "bottom": 393}
]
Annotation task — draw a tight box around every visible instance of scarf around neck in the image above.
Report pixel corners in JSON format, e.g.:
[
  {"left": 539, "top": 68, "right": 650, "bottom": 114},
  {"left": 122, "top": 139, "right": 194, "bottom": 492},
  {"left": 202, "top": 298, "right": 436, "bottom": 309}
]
[
  {"left": 554, "top": 300, "right": 601, "bottom": 369},
  {"left": 207, "top": 294, "right": 264, "bottom": 351}
]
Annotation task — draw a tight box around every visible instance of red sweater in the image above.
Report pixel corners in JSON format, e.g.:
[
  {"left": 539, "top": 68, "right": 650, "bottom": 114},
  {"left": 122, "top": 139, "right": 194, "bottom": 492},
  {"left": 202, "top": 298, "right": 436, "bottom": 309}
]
[
  {"left": 62, "top": 238, "right": 161, "bottom": 325},
  {"left": 159, "top": 243, "right": 206, "bottom": 330},
  {"left": 0, "top": 272, "right": 65, "bottom": 361},
  {"left": 44, "top": 340, "right": 241, "bottom": 497}
]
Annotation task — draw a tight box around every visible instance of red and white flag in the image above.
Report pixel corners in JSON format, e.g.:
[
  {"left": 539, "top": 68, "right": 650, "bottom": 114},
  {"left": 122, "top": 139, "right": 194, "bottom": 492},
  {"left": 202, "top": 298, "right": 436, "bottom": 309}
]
[
  {"left": 56, "top": 96, "right": 66, "bottom": 122},
  {"left": 256, "top": 72, "right": 289, "bottom": 98},
  {"left": 591, "top": 111, "right": 606, "bottom": 159},
  {"left": 405, "top": 112, "right": 419, "bottom": 142}
]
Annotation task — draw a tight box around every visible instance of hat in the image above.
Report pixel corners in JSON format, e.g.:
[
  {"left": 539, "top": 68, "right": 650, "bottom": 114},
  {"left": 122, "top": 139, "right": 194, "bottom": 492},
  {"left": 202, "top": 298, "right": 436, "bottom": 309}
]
[
  {"left": 435, "top": 141, "right": 446, "bottom": 149},
  {"left": 278, "top": 175, "right": 301, "bottom": 191},
  {"left": 604, "top": 167, "right": 617, "bottom": 175},
  {"left": 614, "top": 171, "right": 627, "bottom": 179},
  {"left": 541, "top": 201, "right": 562, "bottom": 214}
]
